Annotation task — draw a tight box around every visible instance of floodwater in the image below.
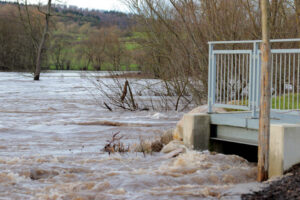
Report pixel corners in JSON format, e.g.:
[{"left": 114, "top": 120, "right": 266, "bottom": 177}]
[{"left": 0, "top": 71, "right": 261, "bottom": 200}]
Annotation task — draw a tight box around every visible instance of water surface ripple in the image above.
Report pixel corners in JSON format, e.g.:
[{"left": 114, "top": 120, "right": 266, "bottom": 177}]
[{"left": 0, "top": 72, "right": 260, "bottom": 200}]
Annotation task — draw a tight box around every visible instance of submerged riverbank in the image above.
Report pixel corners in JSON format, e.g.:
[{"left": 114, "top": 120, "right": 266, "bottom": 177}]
[{"left": 0, "top": 71, "right": 262, "bottom": 199}]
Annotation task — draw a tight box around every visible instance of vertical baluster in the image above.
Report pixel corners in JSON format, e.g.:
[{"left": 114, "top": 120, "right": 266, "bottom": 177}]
[
  {"left": 298, "top": 54, "right": 300, "bottom": 110},
  {"left": 293, "top": 53, "right": 295, "bottom": 110},
  {"left": 288, "top": 53, "right": 291, "bottom": 110},
  {"left": 279, "top": 54, "right": 282, "bottom": 109},
  {"left": 231, "top": 54, "right": 233, "bottom": 104},
  {"left": 284, "top": 54, "right": 286, "bottom": 109},
  {"left": 223, "top": 54, "right": 226, "bottom": 104},
  {"left": 238, "top": 54, "right": 241, "bottom": 105},
  {"left": 275, "top": 54, "right": 278, "bottom": 109},
  {"left": 216, "top": 54, "right": 219, "bottom": 102},
  {"left": 271, "top": 54, "right": 273, "bottom": 109},
  {"left": 235, "top": 54, "right": 237, "bottom": 104},
  {"left": 246, "top": 53, "right": 249, "bottom": 106},
  {"left": 227, "top": 54, "right": 230, "bottom": 104},
  {"left": 219, "top": 54, "right": 223, "bottom": 103},
  {"left": 257, "top": 53, "right": 261, "bottom": 109},
  {"left": 242, "top": 54, "right": 245, "bottom": 106}
]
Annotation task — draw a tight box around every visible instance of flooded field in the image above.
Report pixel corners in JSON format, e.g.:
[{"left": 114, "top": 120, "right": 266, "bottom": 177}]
[{"left": 0, "top": 71, "right": 261, "bottom": 200}]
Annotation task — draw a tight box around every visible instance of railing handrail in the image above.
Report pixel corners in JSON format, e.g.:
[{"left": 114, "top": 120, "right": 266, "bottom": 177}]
[
  {"left": 208, "top": 38, "right": 300, "bottom": 45},
  {"left": 207, "top": 38, "right": 300, "bottom": 116}
]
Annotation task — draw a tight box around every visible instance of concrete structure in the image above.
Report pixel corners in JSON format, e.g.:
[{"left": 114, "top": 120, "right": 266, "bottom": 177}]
[
  {"left": 182, "top": 111, "right": 300, "bottom": 178},
  {"left": 269, "top": 124, "right": 300, "bottom": 177},
  {"left": 183, "top": 113, "right": 210, "bottom": 150},
  {"left": 201, "top": 39, "right": 300, "bottom": 178}
]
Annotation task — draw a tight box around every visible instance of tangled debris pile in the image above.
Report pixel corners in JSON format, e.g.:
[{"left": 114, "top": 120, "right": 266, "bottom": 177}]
[
  {"left": 104, "top": 132, "right": 129, "bottom": 154},
  {"left": 103, "top": 129, "right": 177, "bottom": 156}
]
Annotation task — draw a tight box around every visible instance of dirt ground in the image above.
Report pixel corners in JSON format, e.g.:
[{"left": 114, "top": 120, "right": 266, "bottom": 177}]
[{"left": 242, "top": 163, "right": 300, "bottom": 200}]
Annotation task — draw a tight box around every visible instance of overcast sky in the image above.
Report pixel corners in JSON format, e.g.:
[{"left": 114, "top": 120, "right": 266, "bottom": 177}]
[{"left": 7, "top": 0, "right": 129, "bottom": 12}]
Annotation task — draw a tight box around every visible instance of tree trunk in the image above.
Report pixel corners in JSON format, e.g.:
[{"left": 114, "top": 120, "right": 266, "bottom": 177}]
[
  {"left": 295, "top": 0, "right": 300, "bottom": 40},
  {"left": 34, "top": 0, "right": 52, "bottom": 81},
  {"left": 258, "top": 0, "right": 271, "bottom": 182}
]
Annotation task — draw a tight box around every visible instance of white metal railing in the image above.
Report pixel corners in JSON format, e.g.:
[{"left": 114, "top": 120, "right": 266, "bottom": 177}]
[{"left": 207, "top": 39, "right": 300, "bottom": 117}]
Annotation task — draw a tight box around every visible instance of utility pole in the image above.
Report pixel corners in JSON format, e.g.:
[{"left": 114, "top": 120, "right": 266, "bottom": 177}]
[{"left": 258, "top": 0, "right": 271, "bottom": 182}]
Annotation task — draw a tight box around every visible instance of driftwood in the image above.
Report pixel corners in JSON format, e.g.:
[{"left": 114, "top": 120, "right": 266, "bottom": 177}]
[
  {"left": 121, "top": 80, "right": 129, "bottom": 102},
  {"left": 127, "top": 81, "right": 137, "bottom": 109},
  {"left": 120, "top": 80, "right": 137, "bottom": 109},
  {"left": 104, "top": 102, "right": 112, "bottom": 111},
  {"left": 104, "top": 132, "right": 129, "bottom": 155}
]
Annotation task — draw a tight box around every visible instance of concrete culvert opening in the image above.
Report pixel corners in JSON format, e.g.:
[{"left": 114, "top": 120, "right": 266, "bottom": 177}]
[{"left": 210, "top": 140, "right": 258, "bottom": 163}]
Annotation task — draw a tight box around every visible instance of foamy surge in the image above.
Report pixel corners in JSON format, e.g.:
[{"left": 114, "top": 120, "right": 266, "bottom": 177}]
[
  {"left": 0, "top": 72, "right": 261, "bottom": 199},
  {"left": 0, "top": 151, "right": 259, "bottom": 200}
]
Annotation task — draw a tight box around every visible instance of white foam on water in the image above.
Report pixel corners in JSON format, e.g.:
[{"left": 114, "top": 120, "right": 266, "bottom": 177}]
[{"left": 0, "top": 71, "right": 262, "bottom": 199}]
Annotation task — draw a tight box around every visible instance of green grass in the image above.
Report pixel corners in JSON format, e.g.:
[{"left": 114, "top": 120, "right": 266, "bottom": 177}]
[
  {"left": 48, "top": 31, "right": 141, "bottom": 71},
  {"left": 222, "top": 94, "right": 300, "bottom": 111},
  {"left": 271, "top": 93, "right": 300, "bottom": 110},
  {"left": 123, "top": 31, "right": 144, "bottom": 50},
  {"left": 129, "top": 64, "right": 138, "bottom": 71},
  {"left": 49, "top": 65, "right": 56, "bottom": 70},
  {"left": 125, "top": 42, "right": 140, "bottom": 50},
  {"left": 223, "top": 99, "right": 249, "bottom": 112},
  {"left": 131, "top": 31, "right": 147, "bottom": 39}
]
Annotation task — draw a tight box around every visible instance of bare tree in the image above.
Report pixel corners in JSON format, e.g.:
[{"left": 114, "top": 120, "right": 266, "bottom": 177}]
[
  {"left": 34, "top": 0, "right": 52, "bottom": 80},
  {"left": 0, "top": 2, "right": 43, "bottom": 71},
  {"left": 296, "top": 0, "right": 300, "bottom": 40},
  {"left": 50, "top": 33, "right": 71, "bottom": 70},
  {"left": 123, "top": 0, "right": 299, "bottom": 108}
]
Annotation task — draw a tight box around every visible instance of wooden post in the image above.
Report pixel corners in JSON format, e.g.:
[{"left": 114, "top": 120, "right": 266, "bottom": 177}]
[{"left": 258, "top": 0, "right": 271, "bottom": 182}]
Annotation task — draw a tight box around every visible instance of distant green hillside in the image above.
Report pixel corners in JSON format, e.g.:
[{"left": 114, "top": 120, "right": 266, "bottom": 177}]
[
  {"left": 53, "top": 5, "right": 133, "bottom": 29},
  {"left": 0, "top": 0, "right": 143, "bottom": 72}
]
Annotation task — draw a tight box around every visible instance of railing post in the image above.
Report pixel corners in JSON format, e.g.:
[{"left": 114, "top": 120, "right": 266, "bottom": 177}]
[
  {"left": 251, "top": 42, "right": 259, "bottom": 118},
  {"left": 208, "top": 43, "right": 214, "bottom": 113},
  {"left": 212, "top": 48, "right": 217, "bottom": 105},
  {"left": 249, "top": 49, "right": 254, "bottom": 110}
]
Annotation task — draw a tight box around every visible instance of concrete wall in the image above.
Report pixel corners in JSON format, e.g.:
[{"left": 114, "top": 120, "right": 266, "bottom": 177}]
[
  {"left": 183, "top": 113, "right": 210, "bottom": 150},
  {"left": 215, "top": 125, "right": 257, "bottom": 146},
  {"left": 269, "top": 124, "right": 300, "bottom": 177}
]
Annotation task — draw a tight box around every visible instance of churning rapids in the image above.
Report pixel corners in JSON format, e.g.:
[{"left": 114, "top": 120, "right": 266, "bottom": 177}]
[{"left": 0, "top": 71, "right": 261, "bottom": 200}]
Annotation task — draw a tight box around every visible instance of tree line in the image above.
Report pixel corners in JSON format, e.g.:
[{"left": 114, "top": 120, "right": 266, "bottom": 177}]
[{"left": 0, "top": 1, "right": 135, "bottom": 73}]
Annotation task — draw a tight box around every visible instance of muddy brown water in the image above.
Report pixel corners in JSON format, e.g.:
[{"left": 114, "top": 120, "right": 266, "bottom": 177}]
[{"left": 0, "top": 72, "right": 261, "bottom": 200}]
